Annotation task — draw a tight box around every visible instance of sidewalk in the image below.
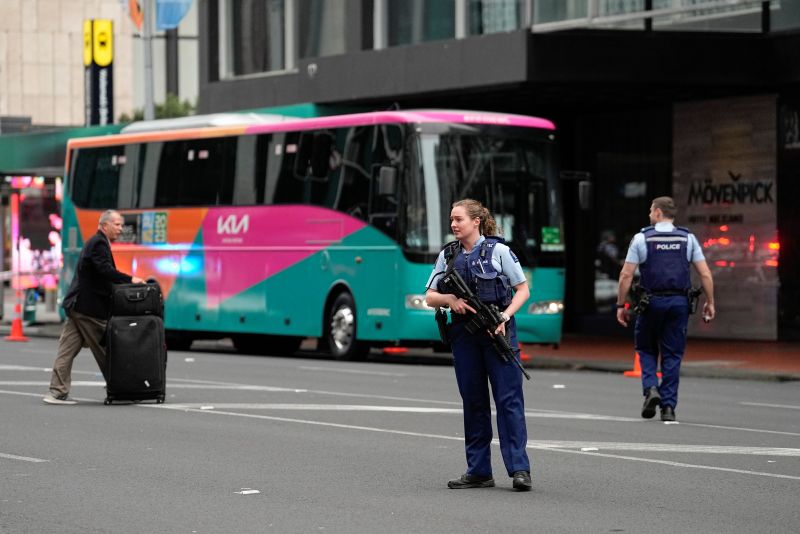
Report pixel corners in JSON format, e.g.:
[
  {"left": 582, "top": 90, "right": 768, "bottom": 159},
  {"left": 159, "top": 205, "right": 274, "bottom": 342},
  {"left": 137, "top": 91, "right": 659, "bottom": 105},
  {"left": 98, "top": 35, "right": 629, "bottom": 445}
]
[
  {"left": 522, "top": 334, "right": 800, "bottom": 381},
  {"left": 1, "top": 290, "right": 797, "bottom": 381}
]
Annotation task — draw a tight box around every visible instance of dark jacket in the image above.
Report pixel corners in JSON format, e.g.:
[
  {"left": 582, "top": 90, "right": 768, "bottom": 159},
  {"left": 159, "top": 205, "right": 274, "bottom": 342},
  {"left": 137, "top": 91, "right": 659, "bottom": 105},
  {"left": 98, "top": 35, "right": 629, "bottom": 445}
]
[{"left": 62, "top": 231, "right": 133, "bottom": 320}]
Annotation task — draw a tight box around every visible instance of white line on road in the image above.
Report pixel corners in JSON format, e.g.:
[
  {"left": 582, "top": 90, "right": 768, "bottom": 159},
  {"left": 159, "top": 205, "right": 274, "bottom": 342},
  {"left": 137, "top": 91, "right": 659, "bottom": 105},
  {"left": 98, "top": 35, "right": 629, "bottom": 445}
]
[
  {"left": 0, "top": 452, "right": 48, "bottom": 463},
  {"left": 164, "top": 402, "right": 639, "bottom": 421},
  {"left": 741, "top": 402, "right": 800, "bottom": 411},
  {"left": 146, "top": 404, "right": 800, "bottom": 481},
  {"left": 298, "top": 366, "right": 407, "bottom": 377},
  {"left": 526, "top": 441, "right": 800, "bottom": 456}
]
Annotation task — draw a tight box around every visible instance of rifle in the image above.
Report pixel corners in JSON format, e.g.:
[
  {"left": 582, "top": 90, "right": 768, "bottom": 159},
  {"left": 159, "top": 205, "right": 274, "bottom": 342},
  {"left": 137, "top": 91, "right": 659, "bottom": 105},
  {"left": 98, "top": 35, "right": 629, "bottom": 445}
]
[{"left": 438, "top": 269, "right": 531, "bottom": 380}]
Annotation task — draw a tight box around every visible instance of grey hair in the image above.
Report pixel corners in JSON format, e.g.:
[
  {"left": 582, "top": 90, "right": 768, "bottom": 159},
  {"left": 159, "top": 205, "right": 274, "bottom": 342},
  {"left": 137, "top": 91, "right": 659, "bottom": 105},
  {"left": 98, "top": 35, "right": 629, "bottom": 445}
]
[{"left": 99, "top": 209, "right": 120, "bottom": 226}]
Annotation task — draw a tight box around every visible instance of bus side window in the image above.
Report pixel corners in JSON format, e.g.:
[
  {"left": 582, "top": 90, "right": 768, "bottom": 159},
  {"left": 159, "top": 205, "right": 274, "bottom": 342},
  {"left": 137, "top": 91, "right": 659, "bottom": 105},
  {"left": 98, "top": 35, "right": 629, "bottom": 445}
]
[
  {"left": 71, "top": 146, "right": 125, "bottom": 208},
  {"left": 336, "top": 126, "right": 373, "bottom": 220},
  {"left": 117, "top": 144, "right": 141, "bottom": 209},
  {"left": 136, "top": 142, "right": 163, "bottom": 209},
  {"left": 273, "top": 132, "right": 304, "bottom": 204},
  {"left": 232, "top": 134, "right": 263, "bottom": 205},
  {"left": 368, "top": 125, "right": 403, "bottom": 236},
  {"left": 155, "top": 137, "right": 237, "bottom": 207}
]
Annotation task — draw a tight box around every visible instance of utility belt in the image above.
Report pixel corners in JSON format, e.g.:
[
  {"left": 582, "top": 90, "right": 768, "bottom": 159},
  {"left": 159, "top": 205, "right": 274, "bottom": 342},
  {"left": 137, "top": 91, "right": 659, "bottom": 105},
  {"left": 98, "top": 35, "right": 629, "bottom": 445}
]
[
  {"left": 632, "top": 286, "right": 702, "bottom": 315},
  {"left": 648, "top": 290, "right": 688, "bottom": 297}
]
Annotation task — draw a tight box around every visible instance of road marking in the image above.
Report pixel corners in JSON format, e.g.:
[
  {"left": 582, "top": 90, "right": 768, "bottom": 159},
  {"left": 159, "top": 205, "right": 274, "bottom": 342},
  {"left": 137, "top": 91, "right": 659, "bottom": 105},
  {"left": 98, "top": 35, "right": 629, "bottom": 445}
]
[
  {"left": 298, "top": 366, "right": 407, "bottom": 377},
  {"left": 530, "top": 446, "right": 800, "bottom": 481},
  {"left": 163, "top": 403, "right": 638, "bottom": 421},
  {"left": 145, "top": 405, "right": 800, "bottom": 481},
  {"left": 527, "top": 441, "right": 800, "bottom": 456},
  {"left": 741, "top": 402, "right": 800, "bottom": 411},
  {"left": 0, "top": 365, "right": 54, "bottom": 372},
  {"left": 0, "top": 452, "right": 48, "bottom": 463},
  {"left": 0, "top": 381, "right": 796, "bottom": 433}
]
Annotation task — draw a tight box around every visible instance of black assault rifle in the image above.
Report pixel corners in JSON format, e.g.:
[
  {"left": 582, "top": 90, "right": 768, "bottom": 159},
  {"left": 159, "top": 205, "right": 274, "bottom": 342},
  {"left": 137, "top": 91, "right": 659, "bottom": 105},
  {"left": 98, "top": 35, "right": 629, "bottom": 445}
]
[{"left": 439, "top": 270, "right": 531, "bottom": 380}]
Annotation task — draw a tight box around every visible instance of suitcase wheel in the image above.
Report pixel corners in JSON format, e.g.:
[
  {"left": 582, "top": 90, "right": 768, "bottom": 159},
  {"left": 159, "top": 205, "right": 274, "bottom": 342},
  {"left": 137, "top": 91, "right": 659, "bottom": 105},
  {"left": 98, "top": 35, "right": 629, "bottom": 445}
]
[
  {"left": 104, "top": 398, "right": 112, "bottom": 405},
  {"left": 156, "top": 396, "right": 165, "bottom": 404}
]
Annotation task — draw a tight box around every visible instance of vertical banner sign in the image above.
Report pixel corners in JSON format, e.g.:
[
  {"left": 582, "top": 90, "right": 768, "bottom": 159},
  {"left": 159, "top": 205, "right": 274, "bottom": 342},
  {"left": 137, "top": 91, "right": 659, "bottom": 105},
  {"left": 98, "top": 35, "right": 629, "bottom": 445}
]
[
  {"left": 673, "top": 95, "right": 778, "bottom": 341},
  {"left": 83, "top": 19, "right": 114, "bottom": 126}
]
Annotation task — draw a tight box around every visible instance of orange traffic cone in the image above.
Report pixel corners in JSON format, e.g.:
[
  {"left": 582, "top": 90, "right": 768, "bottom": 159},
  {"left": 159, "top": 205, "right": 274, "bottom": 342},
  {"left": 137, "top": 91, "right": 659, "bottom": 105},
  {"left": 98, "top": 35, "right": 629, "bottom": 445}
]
[
  {"left": 623, "top": 352, "right": 660, "bottom": 378},
  {"left": 5, "top": 301, "right": 29, "bottom": 342}
]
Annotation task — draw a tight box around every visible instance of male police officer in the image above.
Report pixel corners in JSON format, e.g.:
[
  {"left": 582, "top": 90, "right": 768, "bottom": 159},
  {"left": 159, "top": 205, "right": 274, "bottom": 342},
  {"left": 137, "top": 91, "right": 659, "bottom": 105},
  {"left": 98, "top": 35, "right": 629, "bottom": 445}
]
[{"left": 616, "top": 197, "right": 715, "bottom": 422}]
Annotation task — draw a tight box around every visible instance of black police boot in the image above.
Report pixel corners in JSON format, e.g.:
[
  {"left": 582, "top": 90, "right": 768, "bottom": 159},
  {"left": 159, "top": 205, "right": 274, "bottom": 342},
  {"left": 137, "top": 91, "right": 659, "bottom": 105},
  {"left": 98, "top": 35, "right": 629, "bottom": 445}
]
[
  {"left": 512, "top": 471, "right": 532, "bottom": 491},
  {"left": 661, "top": 405, "right": 676, "bottom": 422},
  {"left": 641, "top": 386, "right": 661, "bottom": 419},
  {"left": 447, "top": 473, "right": 495, "bottom": 489}
]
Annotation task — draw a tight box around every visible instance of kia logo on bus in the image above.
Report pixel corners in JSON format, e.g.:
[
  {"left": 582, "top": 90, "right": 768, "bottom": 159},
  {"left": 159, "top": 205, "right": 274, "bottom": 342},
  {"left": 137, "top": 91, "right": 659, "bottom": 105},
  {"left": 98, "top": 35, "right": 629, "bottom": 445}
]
[{"left": 217, "top": 214, "right": 249, "bottom": 235}]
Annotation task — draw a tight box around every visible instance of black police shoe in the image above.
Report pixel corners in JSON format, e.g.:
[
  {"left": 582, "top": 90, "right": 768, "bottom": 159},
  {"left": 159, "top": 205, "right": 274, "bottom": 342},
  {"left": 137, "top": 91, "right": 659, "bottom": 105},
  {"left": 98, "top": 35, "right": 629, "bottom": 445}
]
[
  {"left": 661, "top": 405, "right": 676, "bottom": 422},
  {"left": 641, "top": 386, "right": 661, "bottom": 419},
  {"left": 512, "top": 471, "right": 532, "bottom": 491},
  {"left": 447, "top": 474, "right": 495, "bottom": 489}
]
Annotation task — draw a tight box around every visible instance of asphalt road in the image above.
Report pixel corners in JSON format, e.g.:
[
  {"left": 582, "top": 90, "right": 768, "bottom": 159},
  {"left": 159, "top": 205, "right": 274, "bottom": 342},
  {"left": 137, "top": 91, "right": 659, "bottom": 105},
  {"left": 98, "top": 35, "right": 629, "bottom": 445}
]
[{"left": 1, "top": 338, "right": 799, "bottom": 534}]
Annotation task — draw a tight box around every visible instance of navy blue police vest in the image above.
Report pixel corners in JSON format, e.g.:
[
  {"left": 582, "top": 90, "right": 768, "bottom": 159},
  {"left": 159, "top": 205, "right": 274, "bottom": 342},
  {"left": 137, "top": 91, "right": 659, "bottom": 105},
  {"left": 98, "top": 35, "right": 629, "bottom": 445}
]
[
  {"left": 638, "top": 225, "right": 691, "bottom": 294},
  {"left": 437, "top": 236, "right": 513, "bottom": 307}
]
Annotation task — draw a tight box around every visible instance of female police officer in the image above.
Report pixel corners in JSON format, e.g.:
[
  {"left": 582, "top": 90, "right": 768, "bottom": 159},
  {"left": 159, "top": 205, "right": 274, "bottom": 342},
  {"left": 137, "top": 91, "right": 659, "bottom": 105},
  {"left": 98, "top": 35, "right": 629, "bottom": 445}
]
[{"left": 425, "top": 199, "right": 532, "bottom": 491}]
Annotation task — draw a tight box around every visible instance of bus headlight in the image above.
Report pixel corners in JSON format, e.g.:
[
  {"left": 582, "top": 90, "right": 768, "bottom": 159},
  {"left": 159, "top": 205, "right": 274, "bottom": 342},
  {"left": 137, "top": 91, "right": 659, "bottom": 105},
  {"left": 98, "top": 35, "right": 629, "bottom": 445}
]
[
  {"left": 406, "top": 295, "right": 434, "bottom": 310},
  {"left": 528, "top": 300, "right": 563, "bottom": 315}
]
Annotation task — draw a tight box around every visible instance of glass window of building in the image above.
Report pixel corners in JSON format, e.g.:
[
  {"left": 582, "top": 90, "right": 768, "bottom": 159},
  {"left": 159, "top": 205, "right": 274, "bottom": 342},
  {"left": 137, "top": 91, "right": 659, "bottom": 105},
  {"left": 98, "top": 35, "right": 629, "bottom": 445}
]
[
  {"left": 388, "top": 0, "right": 455, "bottom": 46},
  {"left": 468, "top": 0, "right": 523, "bottom": 35},
  {"left": 534, "top": 0, "right": 587, "bottom": 24},
  {"left": 298, "top": 0, "right": 346, "bottom": 58},
  {"left": 220, "top": 0, "right": 285, "bottom": 77}
]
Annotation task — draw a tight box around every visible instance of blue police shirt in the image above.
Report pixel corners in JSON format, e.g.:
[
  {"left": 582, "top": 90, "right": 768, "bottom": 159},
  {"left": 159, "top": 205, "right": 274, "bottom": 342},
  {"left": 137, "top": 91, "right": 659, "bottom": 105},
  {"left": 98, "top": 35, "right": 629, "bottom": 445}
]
[
  {"left": 624, "top": 222, "right": 705, "bottom": 265},
  {"left": 425, "top": 235, "right": 526, "bottom": 290}
]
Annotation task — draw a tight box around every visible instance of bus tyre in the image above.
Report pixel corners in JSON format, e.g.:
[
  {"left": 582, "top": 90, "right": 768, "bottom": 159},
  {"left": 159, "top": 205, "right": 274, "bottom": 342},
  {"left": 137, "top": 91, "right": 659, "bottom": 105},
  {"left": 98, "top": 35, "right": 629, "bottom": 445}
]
[{"left": 327, "top": 292, "right": 369, "bottom": 361}]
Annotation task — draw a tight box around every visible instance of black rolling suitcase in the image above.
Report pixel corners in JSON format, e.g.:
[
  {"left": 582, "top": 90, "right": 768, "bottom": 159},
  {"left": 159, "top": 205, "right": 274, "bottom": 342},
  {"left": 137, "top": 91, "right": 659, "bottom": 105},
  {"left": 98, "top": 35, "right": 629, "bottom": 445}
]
[
  {"left": 105, "top": 315, "right": 167, "bottom": 404},
  {"left": 111, "top": 281, "right": 164, "bottom": 317}
]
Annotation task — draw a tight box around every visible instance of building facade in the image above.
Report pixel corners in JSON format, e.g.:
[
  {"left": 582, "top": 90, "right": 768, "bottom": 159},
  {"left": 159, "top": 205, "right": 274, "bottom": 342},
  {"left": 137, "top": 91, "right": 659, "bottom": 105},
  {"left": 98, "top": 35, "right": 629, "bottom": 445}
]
[
  {"left": 194, "top": 0, "right": 800, "bottom": 341},
  {"left": 0, "top": 0, "right": 199, "bottom": 128}
]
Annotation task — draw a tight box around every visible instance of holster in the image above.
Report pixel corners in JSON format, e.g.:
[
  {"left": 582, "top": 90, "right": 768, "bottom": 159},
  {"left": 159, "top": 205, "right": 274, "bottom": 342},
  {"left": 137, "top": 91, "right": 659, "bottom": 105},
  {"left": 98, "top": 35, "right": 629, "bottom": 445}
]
[
  {"left": 688, "top": 287, "right": 703, "bottom": 314},
  {"left": 435, "top": 308, "right": 450, "bottom": 346}
]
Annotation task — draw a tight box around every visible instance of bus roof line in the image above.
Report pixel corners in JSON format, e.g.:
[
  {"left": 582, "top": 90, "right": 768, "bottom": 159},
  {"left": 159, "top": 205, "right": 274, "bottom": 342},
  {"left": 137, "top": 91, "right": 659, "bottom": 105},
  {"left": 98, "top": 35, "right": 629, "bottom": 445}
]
[{"left": 66, "top": 109, "right": 555, "bottom": 149}]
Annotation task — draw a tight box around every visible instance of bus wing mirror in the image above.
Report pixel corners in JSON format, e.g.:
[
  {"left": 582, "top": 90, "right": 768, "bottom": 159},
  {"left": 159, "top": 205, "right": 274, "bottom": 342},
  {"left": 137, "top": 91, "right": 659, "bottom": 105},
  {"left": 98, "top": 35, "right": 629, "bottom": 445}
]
[
  {"left": 377, "top": 166, "right": 397, "bottom": 197},
  {"left": 560, "top": 170, "right": 593, "bottom": 211}
]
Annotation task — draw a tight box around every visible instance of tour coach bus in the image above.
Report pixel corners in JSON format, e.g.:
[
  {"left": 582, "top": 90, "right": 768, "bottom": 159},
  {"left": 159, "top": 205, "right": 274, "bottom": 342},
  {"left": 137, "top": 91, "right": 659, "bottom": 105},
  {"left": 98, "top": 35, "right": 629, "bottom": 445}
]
[{"left": 61, "top": 110, "right": 565, "bottom": 359}]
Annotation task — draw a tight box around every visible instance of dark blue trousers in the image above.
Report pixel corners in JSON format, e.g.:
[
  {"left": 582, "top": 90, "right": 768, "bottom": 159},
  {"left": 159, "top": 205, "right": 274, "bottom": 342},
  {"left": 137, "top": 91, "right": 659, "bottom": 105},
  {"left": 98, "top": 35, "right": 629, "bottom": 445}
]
[
  {"left": 450, "top": 319, "right": 530, "bottom": 477},
  {"left": 634, "top": 295, "right": 689, "bottom": 409}
]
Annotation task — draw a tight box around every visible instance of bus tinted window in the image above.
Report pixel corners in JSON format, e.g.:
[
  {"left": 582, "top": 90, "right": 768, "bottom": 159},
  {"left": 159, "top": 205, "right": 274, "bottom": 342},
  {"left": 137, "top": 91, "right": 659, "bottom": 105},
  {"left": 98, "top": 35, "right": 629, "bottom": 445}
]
[
  {"left": 155, "top": 137, "right": 237, "bottom": 207},
  {"left": 271, "top": 130, "right": 342, "bottom": 207},
  {"left": 336, "top": 126, "right": 373, "bottom": 220},
  {"left": 71, "top": 146, "right": 125, "bottom": 208},
  {"left": 232, "top": 134, "right": 268, "bottom": 205}
]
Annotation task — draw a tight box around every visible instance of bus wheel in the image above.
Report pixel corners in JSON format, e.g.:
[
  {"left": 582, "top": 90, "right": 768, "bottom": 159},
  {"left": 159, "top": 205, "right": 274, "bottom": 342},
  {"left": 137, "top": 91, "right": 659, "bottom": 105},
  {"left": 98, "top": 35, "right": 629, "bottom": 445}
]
[{"left": 327, "top": 292, "right": 369, "bottom": 361}]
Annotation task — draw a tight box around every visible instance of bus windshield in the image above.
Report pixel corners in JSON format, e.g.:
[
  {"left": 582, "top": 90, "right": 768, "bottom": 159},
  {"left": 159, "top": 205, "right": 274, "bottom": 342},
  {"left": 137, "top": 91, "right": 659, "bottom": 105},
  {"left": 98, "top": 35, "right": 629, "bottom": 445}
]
[{"left": 404, "top": 125, "right": 561, "bottom": 266}]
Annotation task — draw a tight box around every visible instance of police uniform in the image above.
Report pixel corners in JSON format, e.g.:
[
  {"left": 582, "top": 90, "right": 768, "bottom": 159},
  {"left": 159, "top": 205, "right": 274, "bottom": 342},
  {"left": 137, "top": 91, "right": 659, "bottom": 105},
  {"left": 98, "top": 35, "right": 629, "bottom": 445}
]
[
  {"left": 624, "top": 222, "right": 705, "bottom": 410},
  {"left": 426, "top": 235, "right": 530, "bottom": 478}
]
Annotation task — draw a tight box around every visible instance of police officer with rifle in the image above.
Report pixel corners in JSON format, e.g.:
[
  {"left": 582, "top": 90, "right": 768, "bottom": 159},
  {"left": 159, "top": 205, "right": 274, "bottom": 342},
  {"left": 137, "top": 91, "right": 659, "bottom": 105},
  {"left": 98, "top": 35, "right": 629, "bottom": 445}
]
[
  {"left": 617, "top": 197, "right": 716, "bottom": 422},
  {"left": 425, "top": 199, "right": 532, "bottom": 492}
]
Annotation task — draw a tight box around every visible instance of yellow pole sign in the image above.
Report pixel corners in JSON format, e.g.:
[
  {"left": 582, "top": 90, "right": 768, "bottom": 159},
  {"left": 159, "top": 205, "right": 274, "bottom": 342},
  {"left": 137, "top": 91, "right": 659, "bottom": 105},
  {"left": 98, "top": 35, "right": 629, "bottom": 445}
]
[{"left": 83, "top": 19, "right": 114, "bottom": 126}]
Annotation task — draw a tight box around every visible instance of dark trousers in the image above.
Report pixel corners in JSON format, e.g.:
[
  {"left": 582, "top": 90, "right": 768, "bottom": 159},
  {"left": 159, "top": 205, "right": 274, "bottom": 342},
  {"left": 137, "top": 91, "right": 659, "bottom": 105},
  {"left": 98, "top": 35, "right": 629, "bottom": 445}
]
[
  {"left": 49, "top": 311, "right": 108, "bottom": 397},
  {"left": 450, "top": 319, "right": 530, "bottom": 477},
  {"left": 634, "top": 295, "right": 689, "bottom": 409}
]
